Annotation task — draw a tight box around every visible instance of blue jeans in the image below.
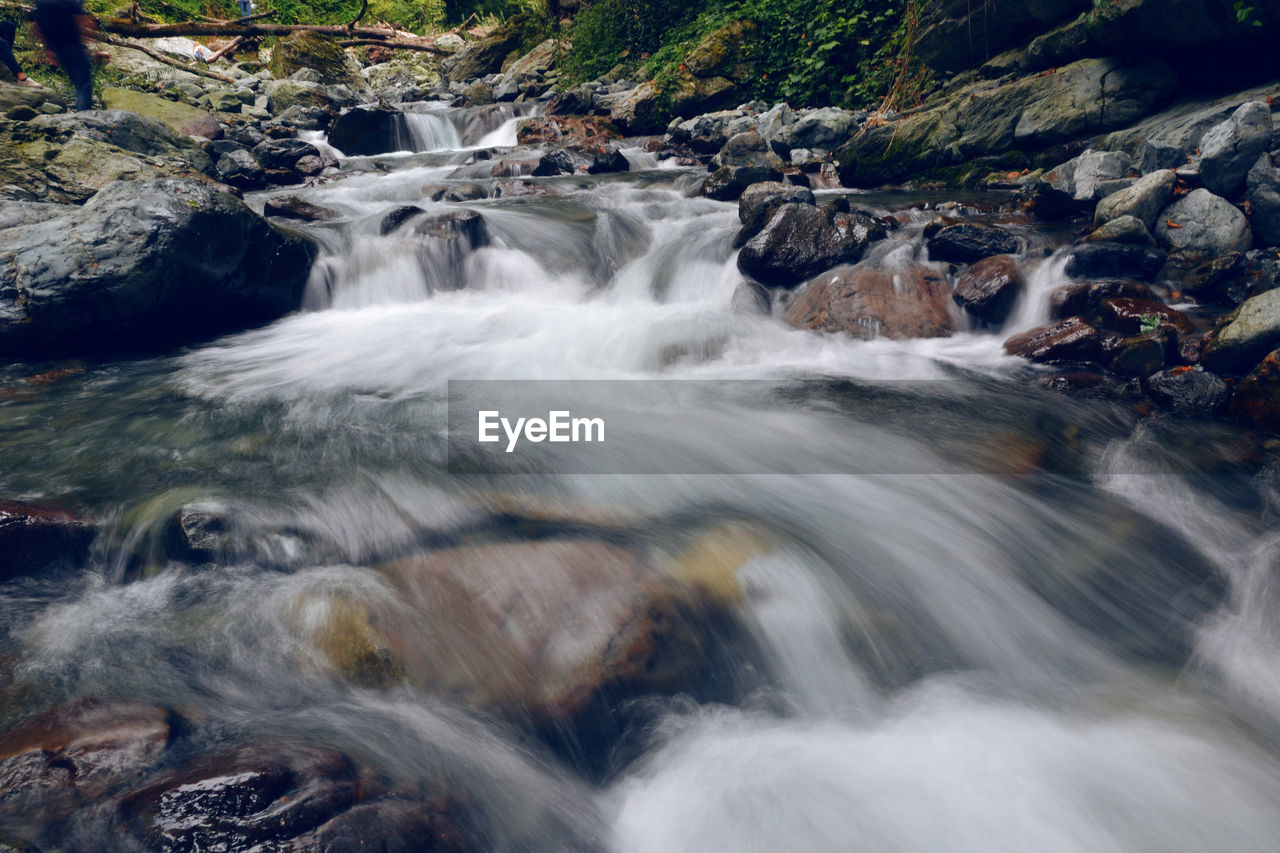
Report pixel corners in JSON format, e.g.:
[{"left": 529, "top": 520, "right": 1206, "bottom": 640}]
[
  {"left": 0, "top": 38, "right": 22, "bottom": 79},
  {"left": 237, "top": 0, "right": 252, "bottom": 17},
  {"left": 52, "top": 40, "right": 92, "bottom": 110}
]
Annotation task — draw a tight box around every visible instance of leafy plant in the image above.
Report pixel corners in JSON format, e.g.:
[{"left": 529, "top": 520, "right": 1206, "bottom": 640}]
[
  {"left": 1234, "top": 1, "right": 1262, "bottom": 27},
  {"left": 1138, "top": 315, "right": 1161, "bottom": 334}
]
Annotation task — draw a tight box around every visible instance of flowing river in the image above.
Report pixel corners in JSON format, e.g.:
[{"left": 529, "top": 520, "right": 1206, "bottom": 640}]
[{"left": 2, "top": 102, "right": 1279, "bottom": 851}]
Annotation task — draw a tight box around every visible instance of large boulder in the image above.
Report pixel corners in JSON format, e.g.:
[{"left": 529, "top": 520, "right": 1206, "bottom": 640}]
[
  {"left": 1153, "top": 188, "right": 1252, "bottom": 259},
  {"left": 1202, "top": 287, "right": 1280, "bottom": 374},
  {"left": 327, "top": 107, "right": 401, "bottom": 156},
  {"left": 1063, "top": 242, "right": 1166, "bottom": 280},
  {"left": 1093, "top": 168, "right": 1175, "bottom": 229},
  {"left": 601, "top": 81, "right": 666, "bottom": 134},
  {"left": 440, "top": 17, "right": 529, "bottom": 83},
  {"left": 99, "top": 88, "right": 222, "bottom": 139},
  {"left": 1004, "top": 317, "right": 1101, "bottom": 364},
  {"left": 953, "top": 254, "right": 1024, "bottom": 324},
  {"left": 263, "top": 79, "right": 331, "bottom": 114},
  {"left": 684, "top": 19, "right": 759, "bottom": 81},
  {"left": 1035, "top": 149, "right": 1133, "bottom": 217},
  {"left": 1143, "top": 365, "right": 1230, "bottom": 415},
  {"left": 493, "top": 38, "right": 563, "bottom": 100},
  {"left": 0, "top": 500, "right": 95, "bottom": 581},
  {"left": 737, "top": 203, "right": 887, "bottom": 287},
  {"left": 915, "top": 0, "right": 1090, "bottom": 73},
  {"left": 269, "top": 31, "right": 362, "bottom": 89},
  {"left": 702, "top": 129, "right": 786, "bottom": 201},
  {"left": 1246, "top": 153, "right": 1280, "bottom": 248},
  {"left": 735, "top": 181, "right": 815, "bottom": 246},
  {"left": 1197, "top": 101, "right": 1272, "bottom": 197},
  {"left": 783, "top": 263, "right": 958, "bottom": 339},
  {"left": 0, "top": 179, "right": 315, "bottom": 359}
]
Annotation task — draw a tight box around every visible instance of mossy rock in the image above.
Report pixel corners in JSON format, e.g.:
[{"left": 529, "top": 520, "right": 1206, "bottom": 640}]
[
  {"left": 835, "top": 109, "right": 958, "bottom": 187},
  {"left": 100, "top": 87, "right": 222, "bottom": 139},
  {"left": 684, "top": 19, "right": 759, "bottom": 82},
  {"left": 269, "top": 32, "right": 362, "bottom": 89}
]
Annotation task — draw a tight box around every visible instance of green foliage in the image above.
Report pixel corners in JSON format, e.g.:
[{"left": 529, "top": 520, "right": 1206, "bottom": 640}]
[
  {"left": 1138, "top": 315, "right": 1161, "bottom": 334},
  {"left": 1233, "top": 1, "right": 1262, "bottom": 27},
  {"left": 562, "top": 0, "right": 911, "bottom": 108}
]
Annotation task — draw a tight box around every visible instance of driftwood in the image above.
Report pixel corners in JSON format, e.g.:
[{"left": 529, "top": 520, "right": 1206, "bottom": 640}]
[
  {"left": 96, "top": 32, "right": 239, "bottom": 83},
  {"left": 99, "top": 19, "right": 450, "bottom": 54},
  {"left": 205, "top": 35, "right": 242, "bottom": 63}
]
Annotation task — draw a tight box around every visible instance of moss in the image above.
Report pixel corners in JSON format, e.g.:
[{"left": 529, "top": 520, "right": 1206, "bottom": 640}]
[{"left": 268, "top": 32, "right": 361, "bottom": 87}]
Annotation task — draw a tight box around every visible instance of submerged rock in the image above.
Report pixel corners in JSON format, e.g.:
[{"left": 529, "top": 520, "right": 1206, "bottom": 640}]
[
  {"left": 1049, "top": 281, "right": 1152, "bottom": 320},
  {"left": 926, "top": 223, "right": 1020, "bottom": 264},
  {"left": 263, "top": 194, "right": 340, "bottom": 222},
  {"left": 0, "top": 179, "right": 315, "bottom": 358},
  {"left": 783, "top": 263, "right": 958, "bottom": 339},
  {"left": 1143, "top": 365, "right": 1230, "bottom": 415}
]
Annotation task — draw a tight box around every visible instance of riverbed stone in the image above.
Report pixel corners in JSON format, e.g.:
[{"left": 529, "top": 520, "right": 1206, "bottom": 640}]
[
  {"left": 1096, "top": 296, "right": 1193, "bottom": 334},
  {"left": 1197, "top": 100, "right": 1272, "bottom": 197},
  {"left": 1143, "top": 365, "right": 1230, "bottom": 415},
  {"left": 737, "top": 203, "right": 886, "bottom": 287},
  {"left": 100, "top": 88, "right": 223, "bottom": 139},
  {"left": 1246, "top": 153, "right": 1280, "bottom": 248},
  {"left": 735, "top": 181, "right": 815, "bottom": 246},
  {"left": 1086, "top": 215, "right": 1155, "bottom": 246},
  {"left": 1038, "top": 149, "right": 1133, "bottom": 215},
  {"left": 1093, "top": 168, "right": 1175, "bottom": 230},
  {"left": 0, "top": 500, "right": 95, "bottom": 581},
  {"left": 1202, "top": 287, "right": 1280, "bottom": 374},
  {"left": 926, "top": 223, "right": 1019, "bottom": 264},
  {"left": 1004, "top": 317, "right": 1101, "bottom": 364},
  {"left": 783, "top": 263, "right": 958, "bottom": 339},
  {"left": 263, "top": 194, "right": 340, "bottom": 222},
  {"left": 1063, "top": 242, "right": 1165, "bottom": 281},
  {"left": 953, "top": 254, "right": 1023, "bottom": 324},
  {"left": 1049, "top": 281, "right": 1151, "bottom": 320},
  {"left": 1154, "top": 188, "right": 1252, "bottom": 260},
  {"left": 1228, "top": 348, "right": 1280, "bottom": 431},
  {"left": 0, "top": 179, "right": 315, "bottom": 359},
  {"left": 702, "top": 130, "right": 786, "bottom": 201}
]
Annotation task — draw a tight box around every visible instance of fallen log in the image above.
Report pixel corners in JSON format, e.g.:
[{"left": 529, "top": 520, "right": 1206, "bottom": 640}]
[
  {"left": 99, "top": 18, "right": 450, "bottom": 54},
  {"left": 97, "top": 32, "right": 239, "bottom": 83}
]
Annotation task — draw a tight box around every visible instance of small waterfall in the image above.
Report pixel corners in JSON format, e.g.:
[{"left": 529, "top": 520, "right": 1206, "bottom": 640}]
[
  {"left": 1005, "top": 251, "right": 1072, "bottom": 333},
  {"left": 396, "top": 111, "right": 463, "bottom": 152}
]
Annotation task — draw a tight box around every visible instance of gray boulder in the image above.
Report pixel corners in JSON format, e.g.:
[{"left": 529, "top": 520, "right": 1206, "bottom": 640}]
[
  {"left": 1246, "top": 153, "right": 1280, "bottom": 248},
  {"left": 783, "top": 107, "right": 861, "bottom": 150},
  {"left": 1093, "top": 168, "right": 1175, "bottom": 229},
  {"left": 215, "top": 148, "right": 266, "bottom": 190},
  {"left": 1036, "top": 149, "right": 1133, "bottom": 217},
  {"left": 0, "top": 179, "right": 314, "bottom": 358},
  {"left": 702, "top": 129, "right": 786, "bottom": 201},
  {"left": 737, "top": 203, "right": 886, "bottom": 287},
  {"left": 1203, "top": 288, "right": 1280, "bottom": 374},
  {"left": 1198, "top": 101, "right": 1272, "bottom": 197},
  {"left": 1153, "top": 188, "right": 1251, "bottom": 259},
  {"left": 1086, "top": 215, "right": 1154, "bottom": 246},
  {"left": 735, "top": 181, "right": 815, "bottom": 247}
]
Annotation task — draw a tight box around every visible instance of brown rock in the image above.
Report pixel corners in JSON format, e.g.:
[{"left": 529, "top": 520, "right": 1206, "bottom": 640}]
[
  {"left": 1004, "top": 317, "right": 1101, "bottom": 364},
  {"left": 954, "top": 254, "right": 1024, "bottom": 324},
  {"left": 1048, "top": 280, "right": 1151, "bottom": 320},
  {"left": 1096, "top": 297, "right": 1194, "bottom": 334},
  {"left": 784, "top": 264, "right": 958, "bottom": 340},
  {"left": 0, "top": 501, "right": 95, "bottom": 581},
  {"left": 1228, "top": 348, "right": 1280, "bottom": 432}
]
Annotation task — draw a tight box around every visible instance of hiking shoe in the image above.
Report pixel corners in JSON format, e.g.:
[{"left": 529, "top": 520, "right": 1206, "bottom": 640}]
[{"left": 18, "top": 78, "right": 42, "bottom": 88}]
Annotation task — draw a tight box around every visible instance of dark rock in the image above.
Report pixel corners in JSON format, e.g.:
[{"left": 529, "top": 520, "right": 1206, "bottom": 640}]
[
  {"left": 783, "top": 263, "right": 957, "bottom": 339},
  {"left": 0, "top": 501, "right": 95, "bottom": 581},
  {"left": 1228, "top": 349, "right": 1280, "bottom": 431},
  {"left": 1109, "top": 332, "right": 1166, "bottom": 377},
  {"left": 531, "top": 145, "right": 629, "bottom": 177},
  {"left": 1143, "top": 365, "right": 1230, "bottom": 414},
  {"left": 379, "top": 204, "right": 426, "bottom": 235},
  {"left": 1085, "top": 215, "right": 1154, "bottom": 246},
  {"left": 293, "top": 154, "right": 328, "bottom": 177},
  {"left": 1096, "top": 297, "right": 1193, "bottom": 334},
  {"left": 252, "top": 138, "right": 321, "bottom": 172},
  {"left": 215, "top": 148, "right": 266, "bottom": 190},
  {"left": 287, "top": 794, "right": 470, "bottom": 853},
  {"left": 1063, "top": 243, "right": 1166, "bottom": 281},
  {"left": 926, "top": 223, "right": 1019, "bottom": 264},
  {"left": 263, "top": 195, "right": 339, "bottom": 222},
  {"left": 953, "top": 254, "right": 1024, "bottom": 324},
  {"left": 547, "top": 85, "right": 596, "bottom": 116},
  {"left": 491, "top": 180, "right": 556, "bottom": 198},
  {"left": 915, "top": 0, "right": 1090, "bottom": 74},
  {"left": 1198, "top": 101, "right": 1272, "bottom": 197},
  {"left": 735, "top": 181, "right": 815, "bottom": 247},
  {"left": 0, "top": 179, "right": 315, "bottom": 359},
  {"left": 165, "top": 504, "right": 232, "bottom": 561},
  {"left": 737, "top": 204, "right": 887, "bottom": 287},
  {"left": 327, "top": 108, "right": 402, "bottom": 157},
  {"left": 1050, "top": 281, "right": 1152, "bottom": 320},
  {"left": 1183, "top": 250, "right": 1280, "bottom": 305},
  {"left": 1246, "top": 152, "right": 1280, "bottom": 248},
  {"left": 1203, "top": 287, "right": 1280, "bottom": 374},
  {"left": 116, "top": 745, "right": 361, "bottom": 851},
  {"left": 1004, "top": 317, "right": 1101, "bottom": 364},
  {"left": 701, "top": 130, "right": 786, "bottom": 201},
  {"left": 410, "top": 211, "right": 490, "bottom": 293},
  {"left": 0, "top": 699, "right": 170, "bottom": 822}
]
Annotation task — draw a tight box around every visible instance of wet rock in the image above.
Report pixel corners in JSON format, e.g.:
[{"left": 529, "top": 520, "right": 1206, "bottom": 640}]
[
  {"left": 491, "top": 179, "right": 556, "bottom": 198},
  {"left": 546, "top": 84, "right": 595, "bottom": 116},
  {"left": 1093, "top": 168, "right": 1175, "bottom": 230},
  {"left": 735, "top": 181, "right": 815, "bottom": 247},
  {"left": 1182, "top": 250, "right": 1280, "bottom": 305},
  {"left": 1198, "top": 101, "right": 1272, "bottom": 197},
  {"left": 1063, "top": 242, "right": 1166, "bottom": 281},
  {"left": 701, "top": 129, "right": 786, "bottom": 201},
  {"left": 926, "top": 223, "right": 1019, "bottom": 264},
  {"left": 164, "top": 504, "right": 232, "bottom": 561},
  {"left": 1202, "top": 287, "right": 1280, "bottom": 374},
  {"left": 252, "top": 138, "right": 321, "bottom": 171},
  {"left": 532, "top": 145, "right": 629, "bottom": 176},
  {"left": 287, "top": 794, "right": 470, "bottom": 853},
  {"left": 1153, "top": 188, "right": 1252, "bottom": 260},
  {"left": 1143, "top": 365, "right": 1230, "bottom": 415},
  {"left": 1085, "top": 215, "right": 1154, "bottom": 246},
  {"left": 1228, "top": 348, "right": 1280, "bottom": 431},
  {"left": 215, "top": 148, "right": 266, "bottom": 190},
  {"left": 1108, "top": 332, "right": 1166, "bottom": 377},
  {"left": 116, "top": 745, "right": 361, "bottom": 851},
  {"left": 737, "top": 203, "right": 886, "bottom": 287},
  {"left": 409, "top": 210, "right": 491, "bottom": 293},
  {"left": 264, "top": 79, "right": 332, "bottom": 114},
  {"left": 781, "top": 107, "right": 861, "bottom": 151},
  {"left": 730, "top": 280, "right": 771, "bottom": 315},
  {"left": 953, "top": 254, "right": 1023, "bottom": 324},
  {"left": 0, "top": 501, "right": 95, "bottom": 580},
  {"left": 515, "top": 115, "right": 620, "bottom": 149},
  {"left": 1246, "top": 152, "right": 1280, "bottom": 248},
  {"left": 378, "top": 204, "right": 425, "bottom": 235},
  {"left": 1096, "top": 297, "right": 1193, "bottom": 334},
  {"left": 263, "top": 194, "right": 339, "bottom": 222},
  {"left": 1004, "top": 317, "right": 1101, "bottom": 364},
  {"left": 327, "top": 107, "right": 401, "bottom": 157},
  {"left": 0, "top": 699, "right": 170, "bottom": 821},
  {"left": 784, "top": 263, "right": 957, "bottom": 340},
  {"left": 0, "top": 179, "right": 315, "bottom": 359}
]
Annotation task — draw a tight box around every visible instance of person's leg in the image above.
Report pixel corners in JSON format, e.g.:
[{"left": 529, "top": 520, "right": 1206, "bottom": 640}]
[
  {"left": 0, "top": 38, "right": 22, "bottom": 78},
  {"left": 53, "top": 42, "right": 92, "bottom": 110}
]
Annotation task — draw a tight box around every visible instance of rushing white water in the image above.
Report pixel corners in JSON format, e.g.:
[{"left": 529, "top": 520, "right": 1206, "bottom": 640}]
[{"left": 3, "top": 116, "right": 1278, "bottom": 851}]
